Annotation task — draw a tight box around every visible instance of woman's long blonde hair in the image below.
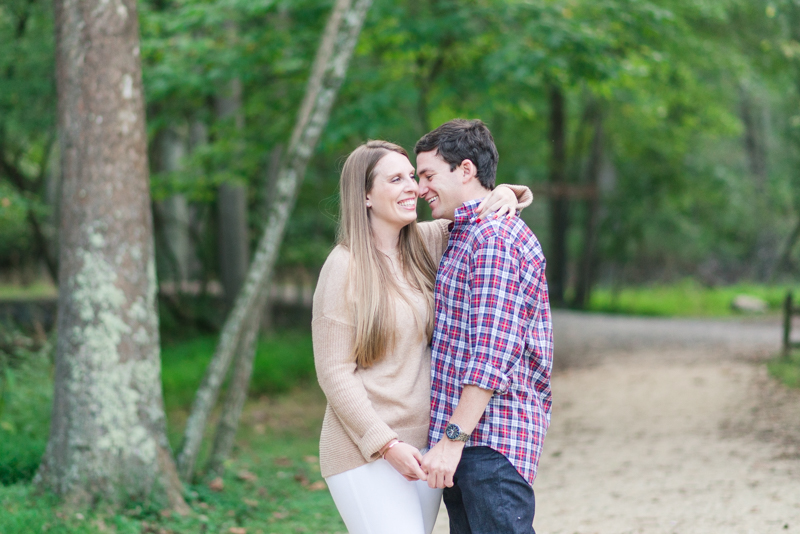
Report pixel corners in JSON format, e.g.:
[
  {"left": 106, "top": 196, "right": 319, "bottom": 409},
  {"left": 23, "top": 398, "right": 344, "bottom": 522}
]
[{"left": 337, "top": 140, "right": 437, "bottom": 368}]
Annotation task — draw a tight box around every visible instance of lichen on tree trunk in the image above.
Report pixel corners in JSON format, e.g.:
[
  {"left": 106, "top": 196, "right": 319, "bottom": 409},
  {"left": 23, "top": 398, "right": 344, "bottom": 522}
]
[{"left": 36, "top": 0, "right": 186, "bottom": 511}]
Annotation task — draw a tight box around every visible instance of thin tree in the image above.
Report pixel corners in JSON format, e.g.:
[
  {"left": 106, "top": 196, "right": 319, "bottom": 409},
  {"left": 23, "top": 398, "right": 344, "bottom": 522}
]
[
  {"left": 36, "top": 0, "right": 187, "bottom": 510},
  {"left": 548, "top": 84, "right": 569, "bottom": 306},
  {"left": 177, "top": 0, "right": 373, "bottom": 481}
]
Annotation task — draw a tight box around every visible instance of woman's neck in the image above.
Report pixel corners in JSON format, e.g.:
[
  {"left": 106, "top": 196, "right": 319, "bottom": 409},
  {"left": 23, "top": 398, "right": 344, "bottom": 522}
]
[{"left": 370, "top": 220, "right": 401, "bottom": 256}]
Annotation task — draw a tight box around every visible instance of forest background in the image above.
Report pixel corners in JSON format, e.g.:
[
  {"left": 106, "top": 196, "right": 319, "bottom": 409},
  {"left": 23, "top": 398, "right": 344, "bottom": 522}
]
[
  {"left": 1, "top": 0, "right": 800, "bottom": 532},
  {"left": 3, "top": 0, "right": 800, "bottom": 306}
]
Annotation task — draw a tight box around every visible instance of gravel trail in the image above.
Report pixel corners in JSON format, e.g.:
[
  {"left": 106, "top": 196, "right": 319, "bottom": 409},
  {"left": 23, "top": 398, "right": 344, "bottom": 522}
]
[{"left": 433, "top": 312, "right": 800, "bottom": 533}]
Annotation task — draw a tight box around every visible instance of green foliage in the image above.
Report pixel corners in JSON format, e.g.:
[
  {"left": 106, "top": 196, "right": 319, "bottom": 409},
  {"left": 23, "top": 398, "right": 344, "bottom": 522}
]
[
  {"left": 160, "top": 331, "right": 315, "bottom": 410},
  {"left": 3, "top": 0, "right": 800, "bottom": 289},
  {"left": 0, "top": 184, "right": 33, "bottom": 259},
  {"left": 0, "top": 0, "right": 56, "bottom": 265},
  {"left": 0, "top": 389, "right": 344, "bottom": 534},
  {"left": 587, "top": 280, "right": 800, "bottom": 317},
  {"left": 0, "top": 328, "right": 315, "bottom": 487},
  {"left": 768, "top": 351, "right": 800, "bottom": 389},
  {"left": 0, "top": 326, "right": 52, "bottom": 486}
]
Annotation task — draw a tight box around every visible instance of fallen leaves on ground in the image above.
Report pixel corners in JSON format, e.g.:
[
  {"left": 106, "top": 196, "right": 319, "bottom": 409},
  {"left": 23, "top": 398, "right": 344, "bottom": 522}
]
[
  {"left": 307, "top": 481, "right": 327, "bottom": 491},
  {"left": 237, "top": 470, "right": 258, "bottom": 482},
  {"left": 208, "top": 477, "right": 224, "bottom": 492}
]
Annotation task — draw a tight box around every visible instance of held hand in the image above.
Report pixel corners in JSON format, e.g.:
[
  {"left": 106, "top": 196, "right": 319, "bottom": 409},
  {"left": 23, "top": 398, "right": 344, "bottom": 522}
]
[
  {"left": 384, "top": 442, "right": 427, "bottom": 482},
  {"left": 476, "top": 185, "right": 517, "bottom": 221},
  {"left": 421, "top": 438, "right": 464, "bottom": 489}
]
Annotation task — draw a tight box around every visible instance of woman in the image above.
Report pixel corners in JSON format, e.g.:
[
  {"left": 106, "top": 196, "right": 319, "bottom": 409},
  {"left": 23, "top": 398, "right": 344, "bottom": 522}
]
[{"left": 312, "top": 141, "right": 531, "bottom": 534}]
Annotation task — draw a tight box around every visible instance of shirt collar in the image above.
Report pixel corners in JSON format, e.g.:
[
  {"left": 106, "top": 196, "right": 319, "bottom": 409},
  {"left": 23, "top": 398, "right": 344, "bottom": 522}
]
[{"left": 451, "top": 198, "right": 483, "bottom": 230}]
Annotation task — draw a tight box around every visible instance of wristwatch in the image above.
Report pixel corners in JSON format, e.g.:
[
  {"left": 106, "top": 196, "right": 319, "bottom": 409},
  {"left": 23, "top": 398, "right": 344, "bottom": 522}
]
[{"left": 445, "top": 423, "right": 470, "bottom": 442}]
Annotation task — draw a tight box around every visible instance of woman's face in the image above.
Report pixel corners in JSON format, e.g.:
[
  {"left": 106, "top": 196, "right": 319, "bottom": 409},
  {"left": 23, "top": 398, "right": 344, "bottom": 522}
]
[{"left": 366, "top": 151, "right": 419, "bottom": 232}]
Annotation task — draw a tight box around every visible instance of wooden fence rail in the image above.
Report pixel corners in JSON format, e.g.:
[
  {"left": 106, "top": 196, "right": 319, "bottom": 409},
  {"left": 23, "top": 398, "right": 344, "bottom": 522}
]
[{"left": 783, "top": 292, "right": 800, "bottom": 358}]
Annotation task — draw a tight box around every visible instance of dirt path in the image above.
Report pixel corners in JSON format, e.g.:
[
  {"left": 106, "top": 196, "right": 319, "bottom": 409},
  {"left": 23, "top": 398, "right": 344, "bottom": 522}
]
[{"left": 433, "top": 312, "right": 800, "bottom": 533}]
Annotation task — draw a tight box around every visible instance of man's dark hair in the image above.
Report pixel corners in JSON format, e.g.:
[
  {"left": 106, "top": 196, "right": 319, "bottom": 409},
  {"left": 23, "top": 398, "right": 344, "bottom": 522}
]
[{"left": 415, "top": 119, "right": 499, "bottom": 190}]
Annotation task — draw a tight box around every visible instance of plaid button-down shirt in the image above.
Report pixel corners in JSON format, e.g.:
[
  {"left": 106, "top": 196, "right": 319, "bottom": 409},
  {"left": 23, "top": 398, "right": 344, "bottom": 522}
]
[{"left": 428, "top": 198, "right": 553, "bottom": 486}]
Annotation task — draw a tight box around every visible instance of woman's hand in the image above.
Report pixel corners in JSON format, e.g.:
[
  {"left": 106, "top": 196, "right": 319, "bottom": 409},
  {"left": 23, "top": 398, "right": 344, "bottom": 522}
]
[
  {"left": 476, "top": 185, "right": 517, "bottom": 221},
  {"left": 383, "top": 442, "right": 427, "bottom": 482}
]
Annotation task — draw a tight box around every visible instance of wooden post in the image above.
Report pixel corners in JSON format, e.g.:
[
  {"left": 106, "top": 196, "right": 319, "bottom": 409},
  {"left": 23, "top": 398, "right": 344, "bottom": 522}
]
[{"left": 784, "top": 292, "right": 793, "bottom": 359}]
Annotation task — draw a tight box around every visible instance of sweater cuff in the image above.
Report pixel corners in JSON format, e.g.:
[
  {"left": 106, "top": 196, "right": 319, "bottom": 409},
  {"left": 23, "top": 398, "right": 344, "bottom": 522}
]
[
  {"left": 497, "top": 184, "right": 533, "bottom": 210},
  {"left": 359, "top": 423, "right": 399, "bottom": 462}
]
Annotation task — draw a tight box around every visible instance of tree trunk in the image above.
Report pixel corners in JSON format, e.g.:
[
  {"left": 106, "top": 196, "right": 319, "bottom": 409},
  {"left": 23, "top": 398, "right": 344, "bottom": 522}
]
[
  {"left": 216, "top": 64, "right": 249, "bottom": 309},
  {"left": 258, "top": 144, "right": 284, "bottom": 332},
  {"left": 175, "top": 0, "right": 372, "bottom": 482},
  {"left": 548, "top": 85, "right": 568, "bottom": 306},
  {"left": 773, "top": 215, "right": 800, "bottom": 280},
  {"left": 44, "top": 141, "right": 62, "bottom": 283},
  {"left": 739, "top": 84, "right": 767, "bottom": 193},
  {"left": 207, "top": 145, "right": 285, "bottom": 474},
  {"left": 154, "top": 127, "right": 194, "bottom": 285},
  {"left": 572, "top": 110, "right": 604, "bottom": 309},
  {"left": 37, "top": 0, "right": 186, "bottom": 511},
  {"left": 206, "top": 309, "right": 261, "bottom": 475},
  {"left": 217, "top": 182, "right": 249, "bottom": 307}
]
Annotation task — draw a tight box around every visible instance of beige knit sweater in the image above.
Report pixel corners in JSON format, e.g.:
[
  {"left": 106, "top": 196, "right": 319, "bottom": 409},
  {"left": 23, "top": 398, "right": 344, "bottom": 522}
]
[{"left": 312, "top": 186, "right": 532, "bottom": 479}]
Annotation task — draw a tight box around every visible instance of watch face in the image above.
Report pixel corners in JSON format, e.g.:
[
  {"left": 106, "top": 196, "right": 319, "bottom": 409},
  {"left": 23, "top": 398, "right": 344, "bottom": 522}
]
[{"left": 445, "top": 424, "right": 460, "bottom": 440}]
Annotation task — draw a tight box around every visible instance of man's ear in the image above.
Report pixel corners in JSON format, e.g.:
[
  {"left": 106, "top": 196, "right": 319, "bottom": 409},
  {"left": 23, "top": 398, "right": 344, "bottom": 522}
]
[{"left": 459, "top": 159, "right": 478, "bottom": 184}]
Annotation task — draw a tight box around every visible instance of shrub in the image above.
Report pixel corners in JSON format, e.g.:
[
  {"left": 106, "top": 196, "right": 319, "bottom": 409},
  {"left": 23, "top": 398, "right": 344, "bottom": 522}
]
[{"left": 0, "top": 326, "right": 53, "bottom": 485}]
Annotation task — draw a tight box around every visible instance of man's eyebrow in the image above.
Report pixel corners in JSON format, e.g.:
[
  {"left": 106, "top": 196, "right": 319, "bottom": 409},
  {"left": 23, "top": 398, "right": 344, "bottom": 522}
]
[{"left": 417, "top": 167, "right": 433, "bottom": 176}]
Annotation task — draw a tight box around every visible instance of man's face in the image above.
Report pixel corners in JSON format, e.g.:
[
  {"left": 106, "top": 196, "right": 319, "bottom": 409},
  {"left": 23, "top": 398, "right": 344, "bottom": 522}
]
[{"left": 416, "top": 150, "right": 464, "bottom": 221}]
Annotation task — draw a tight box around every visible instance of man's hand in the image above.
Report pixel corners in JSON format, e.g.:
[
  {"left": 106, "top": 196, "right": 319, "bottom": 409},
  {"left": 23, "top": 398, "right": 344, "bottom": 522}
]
[
  {"left": 383, "top": 442, "right": 427, "bottom": 482},
  {"left": 421, "top": 437, "right": 465, "bottom": 488}
]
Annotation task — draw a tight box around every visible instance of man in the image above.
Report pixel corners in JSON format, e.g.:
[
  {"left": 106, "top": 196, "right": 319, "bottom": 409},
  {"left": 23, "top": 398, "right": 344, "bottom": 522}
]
[{"left": 416, "top": 119, "right": 553, "bottom": 534}]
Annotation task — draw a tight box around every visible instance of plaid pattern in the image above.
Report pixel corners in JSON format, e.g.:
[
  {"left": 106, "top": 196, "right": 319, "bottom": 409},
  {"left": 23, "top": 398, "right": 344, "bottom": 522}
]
[{"left": 429, "top": 199, "right": 553, "bottom": 486}]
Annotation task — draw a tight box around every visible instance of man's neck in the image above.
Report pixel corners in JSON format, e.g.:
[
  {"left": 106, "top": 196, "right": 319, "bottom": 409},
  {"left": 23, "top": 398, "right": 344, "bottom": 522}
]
[{"left": 459, "top": 182, "right": 492, "bottom": 207}]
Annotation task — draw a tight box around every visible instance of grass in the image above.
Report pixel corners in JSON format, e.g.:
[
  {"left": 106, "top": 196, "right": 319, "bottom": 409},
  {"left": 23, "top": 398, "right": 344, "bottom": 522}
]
[
  {"left": 0, "top": 328, "right": 345, "bottom": 533},
  {"left": 160, "top": 331, "right": 315, "bottom": 411},
  {"left": 0, "top": 386, "right": 345, "bottom": 534},
  {"left": 586, "top": 280, "right": 800, "bottom": 317},
  {"left": 768, "top": 350, "right": 800, "bottom": 389},
  {"left": 0, "top": 282, "right": 58, "bottom": 300}
]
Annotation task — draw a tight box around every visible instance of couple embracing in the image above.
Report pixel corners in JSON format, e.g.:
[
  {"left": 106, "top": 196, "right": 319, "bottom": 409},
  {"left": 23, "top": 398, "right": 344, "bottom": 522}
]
[{"left": 312, "top": 119, "right": 553, "bottom": 534}]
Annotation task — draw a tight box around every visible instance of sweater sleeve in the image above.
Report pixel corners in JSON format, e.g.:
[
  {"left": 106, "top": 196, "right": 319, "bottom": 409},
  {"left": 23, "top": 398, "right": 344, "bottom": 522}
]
[
  {"left": 312, "top": 316, "right": 398, "bottom": 462},
  {"left": 417, "top": 220, "right": 452, "bottom": 264},
  {"left": 497, "top": 183, "right": 533, "bottom": 210}
]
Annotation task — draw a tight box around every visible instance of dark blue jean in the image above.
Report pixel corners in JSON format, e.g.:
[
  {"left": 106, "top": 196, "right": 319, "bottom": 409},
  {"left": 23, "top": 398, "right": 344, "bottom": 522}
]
[{"left": 443, "top": 446, "right": 536, "bottom": 534}]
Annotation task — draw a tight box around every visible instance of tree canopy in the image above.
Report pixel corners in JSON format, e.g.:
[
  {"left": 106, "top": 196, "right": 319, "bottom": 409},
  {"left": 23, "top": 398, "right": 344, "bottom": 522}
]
[{"left": 1, "top": 0, "right": 799, "bottom": 298}]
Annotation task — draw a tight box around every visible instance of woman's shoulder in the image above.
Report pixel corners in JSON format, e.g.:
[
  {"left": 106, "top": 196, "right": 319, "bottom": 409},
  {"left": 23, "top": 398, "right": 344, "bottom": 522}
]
[
  {"left": 320, "top": 244, "right": 350, "bottom": 271},
  {"left": 314, "top": 245, "right": 353, "bottom": 322},
  {"left": 416, "top": 219, "right": 450, "bottom": 241}
]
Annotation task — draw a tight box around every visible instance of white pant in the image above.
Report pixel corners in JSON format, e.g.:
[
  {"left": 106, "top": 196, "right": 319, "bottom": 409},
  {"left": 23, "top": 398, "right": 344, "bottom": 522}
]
[{"left": 325, "top": 459, "right": 443, "bottom": 534}]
